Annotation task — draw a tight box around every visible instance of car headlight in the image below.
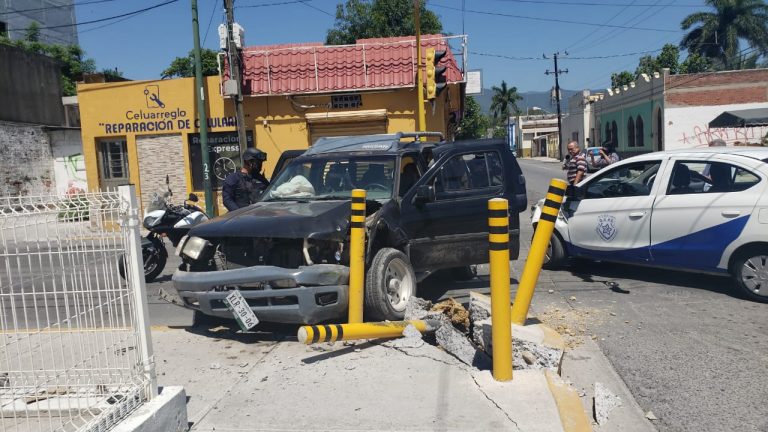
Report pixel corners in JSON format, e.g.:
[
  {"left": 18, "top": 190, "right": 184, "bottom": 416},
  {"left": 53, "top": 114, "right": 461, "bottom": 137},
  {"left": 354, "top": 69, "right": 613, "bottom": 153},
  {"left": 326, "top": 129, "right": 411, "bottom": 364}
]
[{"left": 182, "top": 236, "right": 212, "bottom": 260}]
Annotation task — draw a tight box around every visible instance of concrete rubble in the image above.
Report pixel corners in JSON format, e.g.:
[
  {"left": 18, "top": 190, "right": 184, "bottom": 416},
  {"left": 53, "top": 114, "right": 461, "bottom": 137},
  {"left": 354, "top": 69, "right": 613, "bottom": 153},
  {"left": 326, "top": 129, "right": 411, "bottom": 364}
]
[
  {"left": 468, "top": 292, "right": 565, "bottom": 372},
  {"left": 594, "top": 381, "right": 622, "bottom": 425}
]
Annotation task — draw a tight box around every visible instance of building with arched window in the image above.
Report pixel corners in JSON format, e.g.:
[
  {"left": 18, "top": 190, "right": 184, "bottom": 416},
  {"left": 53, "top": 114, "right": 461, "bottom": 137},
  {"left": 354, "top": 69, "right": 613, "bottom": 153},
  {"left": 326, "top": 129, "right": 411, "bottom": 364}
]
[{"left": 568, "top": 68, "right": 768, "bottom": 159}]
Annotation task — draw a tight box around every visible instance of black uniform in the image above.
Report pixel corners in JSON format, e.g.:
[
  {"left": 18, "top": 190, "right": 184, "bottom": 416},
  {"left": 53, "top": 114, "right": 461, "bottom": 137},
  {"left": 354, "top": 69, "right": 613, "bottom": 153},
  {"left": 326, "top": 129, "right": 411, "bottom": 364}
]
[{"left": 222, "top": 171, "right": 269, "bottom": 211}]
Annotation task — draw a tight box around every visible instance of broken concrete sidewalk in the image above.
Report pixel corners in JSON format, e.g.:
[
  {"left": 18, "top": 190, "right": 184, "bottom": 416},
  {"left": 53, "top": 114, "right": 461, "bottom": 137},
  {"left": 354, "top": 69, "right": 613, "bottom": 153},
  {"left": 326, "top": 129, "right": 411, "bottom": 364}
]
[
  {"left": 469, "top": 292, "right": 566, "bottom": 372},
  {"left": 154, "top": 329, "right": 591, "bottom": 432}
]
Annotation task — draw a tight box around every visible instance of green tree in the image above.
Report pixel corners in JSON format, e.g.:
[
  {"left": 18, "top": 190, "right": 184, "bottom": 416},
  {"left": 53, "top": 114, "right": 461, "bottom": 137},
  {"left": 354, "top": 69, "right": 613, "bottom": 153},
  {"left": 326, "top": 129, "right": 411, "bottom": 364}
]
[
  {"left": 456, "top": 96, "right": 489, "bottom": 139},
  {"left": 24, "top": 22, "right": 41, "bottom": 43},
  {"left": 610, "top": 71, "right": 634, "bottom": 88},
  {"left": 681, "top": 0, "right": 768, "bottom": 70},
  {"left": 161, "top": 49, "right": 219, "bottom": 79},
  {"left": 489, "top": 81, "right": 522, "bottom": 143},
  {"left": 326, "top": 0, "right": 443, "bottom": 45},
  {"left": 680, "top": 52, "right": 712, "bottom": 73}
]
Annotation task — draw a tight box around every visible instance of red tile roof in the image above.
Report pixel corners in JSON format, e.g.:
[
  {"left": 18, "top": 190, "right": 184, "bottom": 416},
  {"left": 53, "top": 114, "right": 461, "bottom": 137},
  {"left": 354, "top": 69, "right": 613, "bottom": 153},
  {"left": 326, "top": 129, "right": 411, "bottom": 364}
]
[{"left": 235, "top": 35, "right": 464, "bottom": 96}]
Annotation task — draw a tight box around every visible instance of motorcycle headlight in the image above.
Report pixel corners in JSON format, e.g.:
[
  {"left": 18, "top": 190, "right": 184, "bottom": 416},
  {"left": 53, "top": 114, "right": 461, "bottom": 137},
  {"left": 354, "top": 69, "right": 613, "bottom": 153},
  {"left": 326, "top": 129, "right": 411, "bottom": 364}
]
[{"left": 182, "top": 236, "right": 212, "bottom": 260}]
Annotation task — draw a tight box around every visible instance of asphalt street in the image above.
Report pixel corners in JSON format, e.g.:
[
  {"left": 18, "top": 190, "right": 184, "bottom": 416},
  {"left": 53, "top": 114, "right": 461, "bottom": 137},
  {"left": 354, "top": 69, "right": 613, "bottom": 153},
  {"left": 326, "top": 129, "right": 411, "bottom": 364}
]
[{"left": 3, "top": 158, "right": 766, "bottom": 431}]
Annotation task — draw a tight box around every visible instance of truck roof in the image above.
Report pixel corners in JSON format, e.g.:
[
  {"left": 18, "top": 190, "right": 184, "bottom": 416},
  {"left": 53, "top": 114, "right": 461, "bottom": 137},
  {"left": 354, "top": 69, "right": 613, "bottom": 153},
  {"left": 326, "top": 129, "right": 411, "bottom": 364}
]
[{"left": 303, "top": 133, "right": 444, "bottom": 156}]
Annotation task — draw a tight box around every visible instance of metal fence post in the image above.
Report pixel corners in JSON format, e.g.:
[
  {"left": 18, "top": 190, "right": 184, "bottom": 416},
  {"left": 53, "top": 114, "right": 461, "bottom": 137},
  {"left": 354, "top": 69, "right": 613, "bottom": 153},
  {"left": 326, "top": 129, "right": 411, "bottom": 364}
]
[{"left": 119, "top": 184, "right": 158, "bottom": 399}]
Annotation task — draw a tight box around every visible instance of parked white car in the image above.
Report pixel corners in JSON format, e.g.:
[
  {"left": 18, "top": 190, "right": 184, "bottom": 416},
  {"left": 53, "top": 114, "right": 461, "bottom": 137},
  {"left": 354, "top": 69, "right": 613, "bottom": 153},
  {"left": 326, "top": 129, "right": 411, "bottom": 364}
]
[{"left": 531, "top": 147, "right": 768, "bottom": 302}]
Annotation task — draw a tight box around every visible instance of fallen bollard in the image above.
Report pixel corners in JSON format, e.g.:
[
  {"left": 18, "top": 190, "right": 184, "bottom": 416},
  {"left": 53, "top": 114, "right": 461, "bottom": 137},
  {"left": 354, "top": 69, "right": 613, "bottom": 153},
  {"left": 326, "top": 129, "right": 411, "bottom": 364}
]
[
  {"left": 297, "top": 320, "right": 442, "bottom": 345},
  {"left": 348, "top": 189, "right": 367, "bottom": 324},
  {"left": 488, "top": 198, "right": 513, "bottom": 382},
  {"left": 511, "top": 178, "right": 567, "bottom": 325}
]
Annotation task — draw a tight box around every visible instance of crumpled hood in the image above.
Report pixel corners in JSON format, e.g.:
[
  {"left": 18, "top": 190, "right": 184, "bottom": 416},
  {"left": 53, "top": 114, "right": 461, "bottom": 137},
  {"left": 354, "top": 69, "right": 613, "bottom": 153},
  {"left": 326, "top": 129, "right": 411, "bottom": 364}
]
[{"left": 190, "top": 200, "right": 351, "bottom": 241}]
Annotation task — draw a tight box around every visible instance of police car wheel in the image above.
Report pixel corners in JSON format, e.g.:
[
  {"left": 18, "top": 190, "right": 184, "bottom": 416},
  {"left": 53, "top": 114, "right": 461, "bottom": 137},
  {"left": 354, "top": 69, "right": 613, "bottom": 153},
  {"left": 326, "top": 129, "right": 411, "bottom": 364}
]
[
  {"left": 542, "top": 233, "right": 566, "bottom": 270},
  {"left": 733, "top": 250, "right": 768, "bottom": 303}
]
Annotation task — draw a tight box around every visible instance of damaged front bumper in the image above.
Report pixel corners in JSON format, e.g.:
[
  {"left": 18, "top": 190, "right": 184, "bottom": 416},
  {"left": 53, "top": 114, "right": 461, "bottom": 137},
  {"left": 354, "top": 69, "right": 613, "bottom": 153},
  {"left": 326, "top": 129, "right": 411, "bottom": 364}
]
[{"left": 164, "top": 264, "right": 350, "bottom": 324}]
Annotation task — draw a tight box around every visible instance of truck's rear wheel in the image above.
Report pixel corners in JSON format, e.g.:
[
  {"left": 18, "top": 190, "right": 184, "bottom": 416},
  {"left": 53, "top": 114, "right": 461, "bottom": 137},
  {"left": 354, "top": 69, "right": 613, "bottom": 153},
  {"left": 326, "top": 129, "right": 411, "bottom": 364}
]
[{"left": 364, "top": 248, "right": 416, "bottom": 321}]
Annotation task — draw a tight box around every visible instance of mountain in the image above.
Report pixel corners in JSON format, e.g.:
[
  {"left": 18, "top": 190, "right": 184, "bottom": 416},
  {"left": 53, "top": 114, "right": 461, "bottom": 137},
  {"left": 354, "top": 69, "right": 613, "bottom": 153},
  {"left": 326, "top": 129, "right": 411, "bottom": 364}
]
[{"left": 473, "top": 88, "right": 585, "bottom": 116}]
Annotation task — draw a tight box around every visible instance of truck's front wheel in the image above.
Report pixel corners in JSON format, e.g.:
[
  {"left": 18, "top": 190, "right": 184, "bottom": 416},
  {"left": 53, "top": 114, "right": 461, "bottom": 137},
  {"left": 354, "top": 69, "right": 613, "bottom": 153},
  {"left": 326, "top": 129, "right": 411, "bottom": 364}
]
[{"left": 364, "top": 248, "right": 416, "bottom": 321}]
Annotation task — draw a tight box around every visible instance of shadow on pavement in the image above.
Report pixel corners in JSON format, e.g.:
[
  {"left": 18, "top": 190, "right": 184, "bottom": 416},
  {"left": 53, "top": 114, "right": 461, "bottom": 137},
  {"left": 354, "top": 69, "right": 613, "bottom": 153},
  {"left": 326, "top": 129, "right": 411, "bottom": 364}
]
[
  {"left": 562, "top": 259, "right": 746, "bottom": 300},
  {"left": 418, "top": 271, "right": 519, "bottom": 303},
  {"left": 180, "top": 319, "right": 301, "bottom": 343}
]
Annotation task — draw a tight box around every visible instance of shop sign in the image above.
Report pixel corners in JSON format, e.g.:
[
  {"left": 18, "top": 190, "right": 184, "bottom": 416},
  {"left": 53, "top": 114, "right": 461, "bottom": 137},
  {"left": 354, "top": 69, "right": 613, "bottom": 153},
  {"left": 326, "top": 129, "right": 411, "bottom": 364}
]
[{"left": 188, "top": 131, "right": 254, "bottom": 190}]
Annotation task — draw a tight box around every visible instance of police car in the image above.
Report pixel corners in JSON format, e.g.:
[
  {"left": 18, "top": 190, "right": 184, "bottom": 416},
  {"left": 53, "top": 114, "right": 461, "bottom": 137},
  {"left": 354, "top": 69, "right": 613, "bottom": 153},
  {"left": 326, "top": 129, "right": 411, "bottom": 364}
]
[{"left": 531, "top": 147, "right": 768, "bottom": 302}]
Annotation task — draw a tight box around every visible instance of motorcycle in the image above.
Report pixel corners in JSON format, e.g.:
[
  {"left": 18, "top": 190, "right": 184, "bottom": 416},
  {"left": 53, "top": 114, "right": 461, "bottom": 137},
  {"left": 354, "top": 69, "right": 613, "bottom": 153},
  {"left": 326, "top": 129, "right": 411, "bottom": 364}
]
[{"left": 120, "top": 176, "right": 209, "bottom": 282}]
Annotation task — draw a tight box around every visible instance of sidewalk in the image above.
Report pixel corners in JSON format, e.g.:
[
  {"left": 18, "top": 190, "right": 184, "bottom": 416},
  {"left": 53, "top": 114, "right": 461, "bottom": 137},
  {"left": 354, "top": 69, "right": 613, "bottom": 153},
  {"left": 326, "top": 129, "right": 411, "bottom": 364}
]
[
  {"left": 152, "top": 325, "right": 584, "bottom": 432},
  {"left": 150, "top": 310, "right": 653, "bottom": 432}
]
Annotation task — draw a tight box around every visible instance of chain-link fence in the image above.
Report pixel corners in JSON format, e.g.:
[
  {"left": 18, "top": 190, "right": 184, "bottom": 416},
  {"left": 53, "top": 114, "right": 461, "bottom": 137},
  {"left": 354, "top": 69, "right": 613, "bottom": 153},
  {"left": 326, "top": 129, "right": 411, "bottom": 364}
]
[{"left": 0, "top": 186, "right": 156, "bottom": 432}]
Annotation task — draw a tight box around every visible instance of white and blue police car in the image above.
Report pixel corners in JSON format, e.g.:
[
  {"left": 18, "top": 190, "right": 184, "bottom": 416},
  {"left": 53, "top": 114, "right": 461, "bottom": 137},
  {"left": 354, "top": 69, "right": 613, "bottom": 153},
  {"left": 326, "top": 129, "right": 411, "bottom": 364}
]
[{"left": 532, "top": 147, "right": 768, "bottom": 302}]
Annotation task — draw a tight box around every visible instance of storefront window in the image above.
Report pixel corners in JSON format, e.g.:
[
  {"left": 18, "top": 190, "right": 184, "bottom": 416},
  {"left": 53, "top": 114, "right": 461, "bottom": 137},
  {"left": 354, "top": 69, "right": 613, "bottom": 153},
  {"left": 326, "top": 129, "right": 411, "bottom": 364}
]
[{"left": 188, "top": 131, "right": 254, "bottom": 190}]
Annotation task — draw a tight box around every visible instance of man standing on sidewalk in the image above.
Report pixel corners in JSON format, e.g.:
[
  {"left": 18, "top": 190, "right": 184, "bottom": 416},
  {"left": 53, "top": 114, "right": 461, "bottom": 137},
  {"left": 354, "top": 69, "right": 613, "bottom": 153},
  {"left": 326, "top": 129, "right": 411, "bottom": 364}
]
[{"left": 563, "top": 141, "right": 587, "bottom": 185}]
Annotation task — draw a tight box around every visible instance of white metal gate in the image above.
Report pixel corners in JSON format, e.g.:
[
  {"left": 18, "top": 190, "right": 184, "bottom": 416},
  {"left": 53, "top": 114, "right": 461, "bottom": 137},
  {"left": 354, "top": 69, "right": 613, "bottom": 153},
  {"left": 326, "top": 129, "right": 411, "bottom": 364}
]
[{"left": 0, "top": 186, "right": 156, "bottom": 432}]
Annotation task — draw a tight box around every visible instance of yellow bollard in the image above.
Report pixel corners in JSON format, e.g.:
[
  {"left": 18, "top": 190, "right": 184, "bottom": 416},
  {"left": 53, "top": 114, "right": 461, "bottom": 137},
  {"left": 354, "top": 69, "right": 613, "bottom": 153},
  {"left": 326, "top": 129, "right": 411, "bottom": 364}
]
[
  {"left": 348, "top": 189, "right": 367, "bottom": 323},
  {"left": 511, "top": 178, "right": 568, "bottom": 325},
  {"left": 488, "top": 198, "right": 512, "bottom": 381},
  {"left": 297, "top": 320, "right": 442, "bottom": 345}
]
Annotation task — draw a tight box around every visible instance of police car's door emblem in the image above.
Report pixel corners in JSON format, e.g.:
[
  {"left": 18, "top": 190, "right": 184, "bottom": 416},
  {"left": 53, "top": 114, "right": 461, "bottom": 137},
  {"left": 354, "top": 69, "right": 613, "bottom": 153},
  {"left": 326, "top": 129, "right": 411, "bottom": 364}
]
[{"left": 596, "top": 214, "right": 617, "bottom": 242}]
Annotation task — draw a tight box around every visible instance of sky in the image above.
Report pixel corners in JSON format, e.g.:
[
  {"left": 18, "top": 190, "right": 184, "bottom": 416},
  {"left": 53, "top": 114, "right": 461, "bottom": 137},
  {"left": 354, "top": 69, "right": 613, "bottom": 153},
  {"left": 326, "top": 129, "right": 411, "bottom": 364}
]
[{"left": 71, "top": 0, "right": 710, "bottom": 92}]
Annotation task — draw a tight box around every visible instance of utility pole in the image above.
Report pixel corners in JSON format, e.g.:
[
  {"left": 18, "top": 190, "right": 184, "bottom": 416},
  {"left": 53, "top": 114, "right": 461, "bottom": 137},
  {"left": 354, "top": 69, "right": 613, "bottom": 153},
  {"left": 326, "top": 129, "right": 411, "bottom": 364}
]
[
  {"left": 192, "top": 0, "right": 213, "bottom": 216},
  {"left": 224, "top": 0, "right": 248, "bottom": 158},
  {"left": 545, "top": 52, "right": 568, "bottom": 160},
  {"left": 414, "top": 0, "right": 426, "bottom": 133}
]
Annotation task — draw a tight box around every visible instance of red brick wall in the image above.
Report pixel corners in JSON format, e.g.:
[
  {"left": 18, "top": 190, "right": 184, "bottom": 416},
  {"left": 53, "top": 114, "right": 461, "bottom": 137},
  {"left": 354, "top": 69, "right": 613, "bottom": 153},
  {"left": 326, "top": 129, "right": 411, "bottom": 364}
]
[{"left": 665, "top": 69, "right": 768, "bottom": 107}]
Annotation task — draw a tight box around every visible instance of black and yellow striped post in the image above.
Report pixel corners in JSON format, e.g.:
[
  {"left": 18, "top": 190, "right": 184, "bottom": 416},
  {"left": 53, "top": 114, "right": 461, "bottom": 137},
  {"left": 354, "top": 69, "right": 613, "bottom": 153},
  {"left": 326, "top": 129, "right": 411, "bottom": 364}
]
[
  {"left": 511, "top": 178, "right": 568, "bottom": 325},
  {"left": 488, "top": 198, "right": 512, "bottom": 381},
  {"left": 297, "top": 320, "right": 442, "bottom": 345},
  {"left": 348, "top": 189, "right": 367, "bottom": 323}
]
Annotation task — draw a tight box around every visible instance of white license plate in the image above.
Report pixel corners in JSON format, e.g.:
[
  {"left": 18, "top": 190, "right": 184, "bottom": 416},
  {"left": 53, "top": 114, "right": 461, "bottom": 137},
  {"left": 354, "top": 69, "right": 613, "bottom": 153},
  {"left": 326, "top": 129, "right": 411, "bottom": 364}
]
[{"left": 223, "top": 290, "right": 259, "bottom": 330}]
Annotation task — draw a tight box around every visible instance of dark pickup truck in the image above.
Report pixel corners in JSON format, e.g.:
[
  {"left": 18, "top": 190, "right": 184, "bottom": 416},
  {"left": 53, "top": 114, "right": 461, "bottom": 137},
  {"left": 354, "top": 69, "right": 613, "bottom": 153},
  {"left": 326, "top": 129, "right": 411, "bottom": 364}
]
[{"left": 163, "top": 132, "right": 527, "bottom": 324}]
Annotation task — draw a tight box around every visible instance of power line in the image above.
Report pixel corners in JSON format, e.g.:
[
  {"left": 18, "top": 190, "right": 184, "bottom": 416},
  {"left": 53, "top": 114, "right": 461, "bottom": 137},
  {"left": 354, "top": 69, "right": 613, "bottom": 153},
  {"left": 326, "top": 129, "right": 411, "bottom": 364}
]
[
  {"left": 576, "top": 0, "right": 674, "bottom": 53},
  {"left": 564, "top": 49, "right": 663, "bottom": 59},
  {"left": 236, "top": 0, "right": 314, "bottom": 8},
  {"left": 491, "top": 0, "right": 699, "bottom": 6},
  {"left": 430, "top": 4, "right": 680, "bottom": 33},
  {"left": 299, "top": 1, "right": 333, "bottom": 17},
  {"left": 203, "top": 0, "right": 221, "bottom": 46},
  {"left": 469, "top": 51, "right": 542, "bottom": 61},
  {"left": 7, "top": 0, "right": 179, "bottom": 31},
  {"left": 0, "top": 0, "right": 117, "bottom": 16},
  {"left": 564, "top": 0, "right": 638, "bottom": 52}
]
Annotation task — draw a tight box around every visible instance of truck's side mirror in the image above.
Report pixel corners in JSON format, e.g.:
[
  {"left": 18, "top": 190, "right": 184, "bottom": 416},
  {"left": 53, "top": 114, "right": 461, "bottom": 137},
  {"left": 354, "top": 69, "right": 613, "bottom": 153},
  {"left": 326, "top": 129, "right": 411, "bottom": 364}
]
[
  {"left": 188, "top": 193, "right": 199, "bottom": 202},
  {"left": 414, "top": 185, "right": 435, "bottom": 204}
]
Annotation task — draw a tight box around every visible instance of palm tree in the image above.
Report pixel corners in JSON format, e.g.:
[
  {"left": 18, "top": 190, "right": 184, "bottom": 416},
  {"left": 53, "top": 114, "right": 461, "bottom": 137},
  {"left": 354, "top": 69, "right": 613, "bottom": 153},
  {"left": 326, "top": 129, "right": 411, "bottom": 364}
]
[
  {"left": 680, "top": 0, "right": 768, "bottom": 70},
  {"left": 490, "top": 81, "right": 522, "bottom": 141}
]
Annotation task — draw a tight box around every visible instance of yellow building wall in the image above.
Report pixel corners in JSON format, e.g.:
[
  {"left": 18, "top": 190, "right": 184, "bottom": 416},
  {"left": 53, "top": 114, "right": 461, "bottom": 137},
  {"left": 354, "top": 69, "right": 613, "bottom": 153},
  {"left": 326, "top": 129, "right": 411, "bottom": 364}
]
[{"left": 78, "top": 75, "right": 458, "bottom": 214}]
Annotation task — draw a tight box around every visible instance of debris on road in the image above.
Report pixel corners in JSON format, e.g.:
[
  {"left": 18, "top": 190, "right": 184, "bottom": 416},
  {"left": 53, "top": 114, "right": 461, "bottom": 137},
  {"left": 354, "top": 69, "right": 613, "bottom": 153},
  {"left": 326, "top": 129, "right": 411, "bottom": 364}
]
[
  {"left": 209, "top": 362, "right": 222, "bottom": 370},
  {"left": 594, "top": 382, "right": 622, "bottom": 425},
  {"left": 645, "top": 410, "right": 658, "bottom": 421},
  {"left": 435, "top": 322, "right": 490, "bottom": 368},
  {"left": 387, "top": 324, "right": 425, "bottom": 349},
  {"left": 538, "top": 306, "right": 605, "bottom": 349},
  {"left": 404, "top": 297, "right": 433, "bottom": 321},
  {"left": 522, "top": 351, "right": 536, "bottom": 365},
  {"left": 430, "top": 298, "right": 470, "bottom": 332}
]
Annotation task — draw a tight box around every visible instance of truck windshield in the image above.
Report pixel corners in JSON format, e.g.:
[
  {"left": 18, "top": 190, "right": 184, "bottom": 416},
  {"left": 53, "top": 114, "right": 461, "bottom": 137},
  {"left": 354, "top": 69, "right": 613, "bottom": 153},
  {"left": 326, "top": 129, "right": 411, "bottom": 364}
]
[{"left": 263, "top": 155, "right": 397, "bottom": 201}]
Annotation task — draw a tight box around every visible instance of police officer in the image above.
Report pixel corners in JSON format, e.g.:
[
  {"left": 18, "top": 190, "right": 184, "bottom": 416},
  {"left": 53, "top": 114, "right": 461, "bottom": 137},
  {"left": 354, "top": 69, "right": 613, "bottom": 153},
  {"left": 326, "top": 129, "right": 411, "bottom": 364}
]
[{"left": 222, "top": 148, "right": 269, "bottom": 211}]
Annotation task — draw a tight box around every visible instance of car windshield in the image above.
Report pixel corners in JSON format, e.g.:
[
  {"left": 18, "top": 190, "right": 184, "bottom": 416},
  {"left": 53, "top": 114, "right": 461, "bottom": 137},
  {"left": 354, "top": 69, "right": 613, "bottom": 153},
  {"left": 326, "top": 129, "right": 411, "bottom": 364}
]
[{"left": 263, "top": 155, "right": 397, "bottom": 201}]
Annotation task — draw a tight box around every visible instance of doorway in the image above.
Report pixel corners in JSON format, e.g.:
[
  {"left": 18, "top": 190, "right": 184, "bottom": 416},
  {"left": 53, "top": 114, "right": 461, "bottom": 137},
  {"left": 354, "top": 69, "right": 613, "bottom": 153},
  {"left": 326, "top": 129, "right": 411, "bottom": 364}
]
[{"left": 97, "top": 138, "right": 129, "bottom": 191}]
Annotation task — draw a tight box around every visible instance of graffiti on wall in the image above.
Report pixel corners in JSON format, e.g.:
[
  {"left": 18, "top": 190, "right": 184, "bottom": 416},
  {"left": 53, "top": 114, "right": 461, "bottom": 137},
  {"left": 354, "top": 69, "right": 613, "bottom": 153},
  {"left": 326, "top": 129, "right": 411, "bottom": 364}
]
[
  {"left": 54, "top": 153, "right": 87, "bottom": 196},
  {"left": 679, "top": 124, "right": 768, "bottom": 147}
]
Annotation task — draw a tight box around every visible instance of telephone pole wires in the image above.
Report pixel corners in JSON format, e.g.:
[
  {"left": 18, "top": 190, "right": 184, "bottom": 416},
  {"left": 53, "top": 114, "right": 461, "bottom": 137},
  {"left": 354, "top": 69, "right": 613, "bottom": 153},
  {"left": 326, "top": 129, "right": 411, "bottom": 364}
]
[
  {"left": 224, "top": 0, "right": 249, "bottom": 158},
  {"left": 545, "top": 52, "right": 568, "bottom": 160}
]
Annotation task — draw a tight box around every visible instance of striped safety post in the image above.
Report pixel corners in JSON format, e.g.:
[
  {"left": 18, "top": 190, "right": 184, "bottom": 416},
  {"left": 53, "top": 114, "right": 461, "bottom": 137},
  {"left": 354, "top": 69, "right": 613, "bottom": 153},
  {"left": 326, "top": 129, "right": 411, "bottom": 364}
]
[
  {"left": 511, "top": 178, "right": 568, "bottom": 325},
  {"left": 348, "top": 189, "right": 367, "bottom": 323},
  {"left": 297, "top": 320, "right": 442, "bottom": 345},
  {"left": 488, "top": 198, "right": 513, "bottom": 381}
]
